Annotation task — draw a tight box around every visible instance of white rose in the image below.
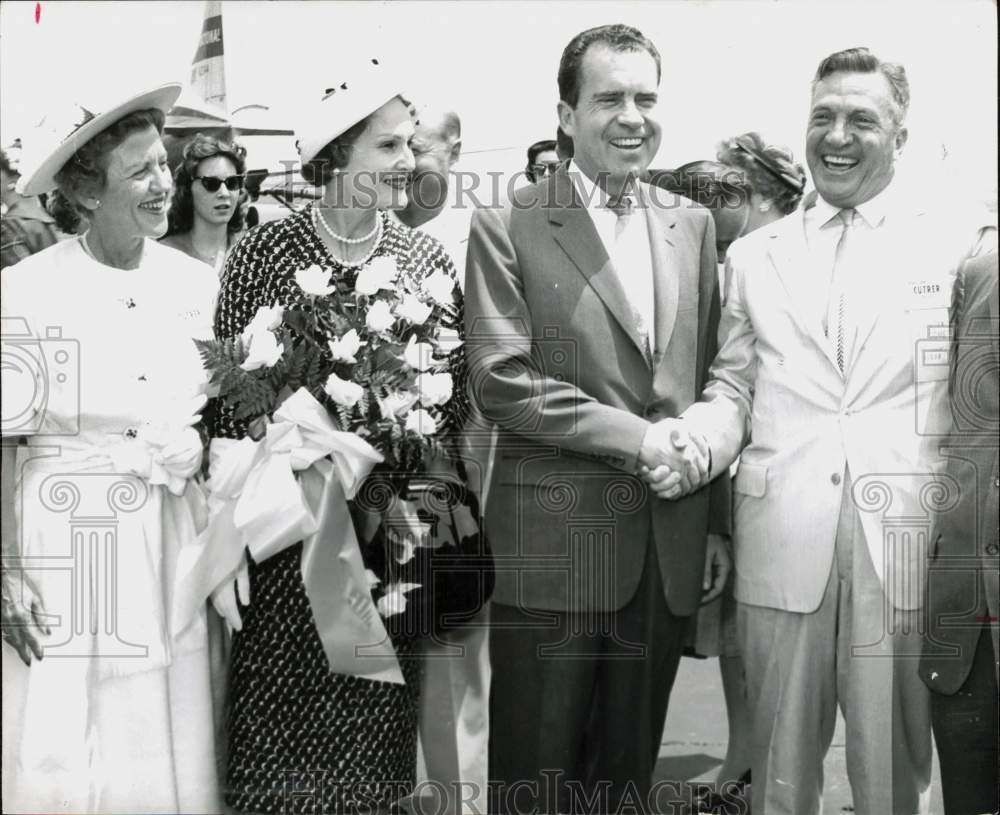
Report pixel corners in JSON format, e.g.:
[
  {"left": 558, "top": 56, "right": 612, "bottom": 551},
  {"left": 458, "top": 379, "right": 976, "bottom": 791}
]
[
  {"left": 416, "top": 372, "right": 453, "bottom": 407},
  {"left": 295, "top": 264, "right": 335, "bottom": 296},
  {"left": 355, "top": 255, "right": 398, "bottom": 296},
  {"left": 435, "top": 326, "right": 463, "bottom": 354},
  {"left": 404, "top": 408, "right": 438, "bottom": 436},
  {"left": 423, "top": 270, "right": 457, "bottom": 305},
  {"left": 376, "top": 582, "right": 421, "bottom": 617},
  {"left": 395, "top": 293, "right": 433, "bottom": 326},
  {"left": 323, "top": 372, "right": 364, "bottom": 407},
  {"left": 328, "top": 328, "right": 364, "bottom": 363},
  {"left": 376, "top": 390, "right": 418, "bottom": 420},
  {"left": 403, "top": 336, "right": 435, "bottom": 371},
  {"left": 365, "top": 299, "right": 396, "bottom": 332},
  {"left": 240, "top": 322, "right": 283, "bottom": 371},
  {"left": 247, "top": 303, "right": 283, "bottom": 332}
]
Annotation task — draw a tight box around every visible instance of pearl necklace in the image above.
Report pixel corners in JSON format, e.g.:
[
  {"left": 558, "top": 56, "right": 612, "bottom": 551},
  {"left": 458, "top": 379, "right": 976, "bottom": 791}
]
[
  {"left": 313, "top": 208, "right": 385, "bottom": 268},
  {"left": 313, "top": 206, "right": 381, "bottom": 244}
]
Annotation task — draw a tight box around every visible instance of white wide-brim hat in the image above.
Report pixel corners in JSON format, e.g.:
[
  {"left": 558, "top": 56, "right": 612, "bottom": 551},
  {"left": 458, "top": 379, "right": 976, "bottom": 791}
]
[
  {"left": 18, "top": 82, "right": 182, "bottom": 196},
  {"left": 296, "top": 58, "right": 405, "bottom": 165}
]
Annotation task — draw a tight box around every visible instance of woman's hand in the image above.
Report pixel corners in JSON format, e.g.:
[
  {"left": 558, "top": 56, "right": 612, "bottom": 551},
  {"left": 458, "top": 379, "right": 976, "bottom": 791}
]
[
  {"left": 701, "top": 534, "right": 733, "bottom": 605},
  {"left": 1, "top": 570, "right": 50, "bottom": 666},
  {"left": 210, "top": 562, "right": 250, "bottom": 634}
]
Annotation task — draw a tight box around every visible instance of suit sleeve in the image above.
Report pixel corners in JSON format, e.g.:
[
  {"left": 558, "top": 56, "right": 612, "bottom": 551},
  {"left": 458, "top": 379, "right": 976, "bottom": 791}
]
[
  {"left": 464, "top": 204, "right": 650, "bottom": 472},
  {"left": 697, "top": 216, "right": 732, "bottom": 537},
  {"left": 682, "top": 241, "right": 756, "bottom": 478}
]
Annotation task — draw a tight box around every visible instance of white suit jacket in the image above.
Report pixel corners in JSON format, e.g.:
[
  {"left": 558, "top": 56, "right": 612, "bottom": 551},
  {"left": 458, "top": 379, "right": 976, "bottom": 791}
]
[{"left": 685, "top": 197, "right": 981, "bottom": 612}]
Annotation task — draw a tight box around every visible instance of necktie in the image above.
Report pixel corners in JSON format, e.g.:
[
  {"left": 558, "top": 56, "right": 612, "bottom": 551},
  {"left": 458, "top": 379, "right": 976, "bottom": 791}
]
[
  {"left": 607, "top": 195, "right": 651, "bottom": 359},
  {"left": 825, "top": 208, "right": 856, "bottom": 373}
]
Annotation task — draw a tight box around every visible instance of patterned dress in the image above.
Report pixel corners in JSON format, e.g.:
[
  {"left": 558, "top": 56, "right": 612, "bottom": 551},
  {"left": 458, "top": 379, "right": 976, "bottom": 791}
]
[{"left": 211, "top": 207, "right": 466, "bottom": 814}]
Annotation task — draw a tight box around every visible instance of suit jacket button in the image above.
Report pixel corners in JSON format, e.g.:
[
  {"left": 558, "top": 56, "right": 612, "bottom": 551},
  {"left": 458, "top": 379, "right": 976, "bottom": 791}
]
[{"left": 831, "top": 472, "right": 842, "bottom": 486}]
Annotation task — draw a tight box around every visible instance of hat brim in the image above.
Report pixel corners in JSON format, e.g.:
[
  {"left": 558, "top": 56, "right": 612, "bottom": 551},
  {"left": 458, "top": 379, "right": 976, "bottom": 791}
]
[
  {"left": 20, "top": 83, "right": 182, "bottom": 196},
  {"left": 297, "top": 83, "right": 403, "bottom": 166}
]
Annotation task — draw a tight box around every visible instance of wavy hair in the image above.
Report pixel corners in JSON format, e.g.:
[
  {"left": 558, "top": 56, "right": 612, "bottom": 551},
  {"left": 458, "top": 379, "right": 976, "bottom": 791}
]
[
  {"left": 166, "top": 133, "right": 248, "bottom": 236},
  {"left": 716, "top": 132, "right": 806, "bottom": 215},
  {"left": 48, "top": 108, "right": 165, "bottom": 235}
]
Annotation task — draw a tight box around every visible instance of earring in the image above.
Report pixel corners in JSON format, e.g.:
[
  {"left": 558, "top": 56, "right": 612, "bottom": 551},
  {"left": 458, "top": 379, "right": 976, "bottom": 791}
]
[
  {"left": 758, "top": 201, "right": 771, "bottom": 213},
  {"left": 91, "top": 198, "right": 101, "bottom": 209}
]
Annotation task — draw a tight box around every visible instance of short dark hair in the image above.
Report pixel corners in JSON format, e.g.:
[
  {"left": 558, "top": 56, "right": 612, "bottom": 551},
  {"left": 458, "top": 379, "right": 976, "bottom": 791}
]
[
  {"left": 717, "top": 132, "right": 806, "bottom": 215},
  {"left": 48, "top": 108, "right": 165, "bottom": 234},
  {"left": 166, "top": 133, "right": 248, "bottom": 236},
  {"left": 299, "top": 93, "right": 413, "bottom": 186},
  {"left": 558, "top": 24, "right": 661, "bottom": 109},
  {"left": 526, "top": 140, "right": 557, "bottom": 168},
  {"left": 813, "top": 47, "right": 910, "bottom": 125}
]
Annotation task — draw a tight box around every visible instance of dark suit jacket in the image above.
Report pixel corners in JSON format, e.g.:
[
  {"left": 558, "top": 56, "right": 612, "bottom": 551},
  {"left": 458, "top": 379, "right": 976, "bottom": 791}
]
[
  {"left": 921, "top": 250, "right": 999, "bottom": 693},
  {"left": 464, "top": 168, "right": 729, "bottom": 615}
]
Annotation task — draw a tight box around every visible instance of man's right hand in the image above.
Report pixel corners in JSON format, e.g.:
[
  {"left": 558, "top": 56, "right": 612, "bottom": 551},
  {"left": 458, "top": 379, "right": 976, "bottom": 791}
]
[
  {"left": 1, "top": 570, "right": 49, "bottom": 666},
  {"left": 638, "top": 419, "right": 712, "bottom": 498}
]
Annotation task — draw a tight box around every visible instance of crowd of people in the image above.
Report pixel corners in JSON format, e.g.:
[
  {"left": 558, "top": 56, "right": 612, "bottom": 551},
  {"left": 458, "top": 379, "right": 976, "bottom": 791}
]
[{"left": 0, "top": 21, "right": 997, "bottom": 815}]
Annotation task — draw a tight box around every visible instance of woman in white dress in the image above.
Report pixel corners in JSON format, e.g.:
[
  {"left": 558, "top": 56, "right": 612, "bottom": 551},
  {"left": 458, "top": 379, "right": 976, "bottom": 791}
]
[{"left": 0, "top": 84, "right": 220, "bottom": 813}]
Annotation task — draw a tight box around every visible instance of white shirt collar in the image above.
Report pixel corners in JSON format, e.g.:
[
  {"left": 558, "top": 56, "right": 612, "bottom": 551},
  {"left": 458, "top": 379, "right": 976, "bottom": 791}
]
[
  {"left": 569, "top": 160, "right": 635, "bottom": 216},
  {"left": 812, "top": 181, "right": 896, "bottom": 230}
]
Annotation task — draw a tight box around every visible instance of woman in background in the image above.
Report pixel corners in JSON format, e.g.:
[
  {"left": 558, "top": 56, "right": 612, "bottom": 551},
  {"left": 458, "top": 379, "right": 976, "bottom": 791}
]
[
  {"left": 161, "top": 133, "right": 247, "bottom": 275},
  {"left": 718, "top": 131, "right": 806, "bottom": 237}
]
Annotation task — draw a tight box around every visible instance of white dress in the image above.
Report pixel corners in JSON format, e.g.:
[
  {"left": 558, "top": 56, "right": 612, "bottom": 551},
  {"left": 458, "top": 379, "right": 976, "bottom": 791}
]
[{"left": 1, "top": 238, "right": 221, "bottom": 813}]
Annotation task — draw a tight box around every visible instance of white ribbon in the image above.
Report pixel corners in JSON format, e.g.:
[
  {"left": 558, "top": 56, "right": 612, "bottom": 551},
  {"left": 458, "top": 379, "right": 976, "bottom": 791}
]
[{"left": 172, "top": 387, "right": 405, "bottom": 684}]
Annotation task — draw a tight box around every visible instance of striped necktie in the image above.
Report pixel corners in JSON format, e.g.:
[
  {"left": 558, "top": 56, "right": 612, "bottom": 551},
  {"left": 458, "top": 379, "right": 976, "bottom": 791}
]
[{"left": 825, "top": 208, "right": 857, "bottom": 373}]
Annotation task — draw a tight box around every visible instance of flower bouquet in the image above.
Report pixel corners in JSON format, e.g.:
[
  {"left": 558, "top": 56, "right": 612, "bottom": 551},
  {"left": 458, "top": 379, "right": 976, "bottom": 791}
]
[{"left": 173, "top": 251, "right": 488, "bottom": 682}]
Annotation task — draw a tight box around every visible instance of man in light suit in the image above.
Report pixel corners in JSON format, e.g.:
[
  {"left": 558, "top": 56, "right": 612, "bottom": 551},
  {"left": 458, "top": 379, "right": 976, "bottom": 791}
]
[
  {"left": 667, "top": 48, "right": 994, "bottom": 814},
  {"left": 463, "top": 23, "right": 731, "bottom": 815},
  {"left": 920, "top": 250, "right": 999, "bottom": 815}
]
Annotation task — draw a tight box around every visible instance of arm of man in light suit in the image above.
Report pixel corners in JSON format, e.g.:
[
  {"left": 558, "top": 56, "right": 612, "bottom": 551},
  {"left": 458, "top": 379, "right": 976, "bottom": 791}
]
[
  {"left": 679, "top": 246, "right": 757, "bottom": 479},
  {"left": 464, "top": 203, "right": 699, "bottom": 476}
]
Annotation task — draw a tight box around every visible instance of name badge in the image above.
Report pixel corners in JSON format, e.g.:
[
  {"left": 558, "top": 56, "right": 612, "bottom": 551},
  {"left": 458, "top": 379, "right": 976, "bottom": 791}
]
[{"left": 904, "top": 279, "right": 950, "bottom": 310}]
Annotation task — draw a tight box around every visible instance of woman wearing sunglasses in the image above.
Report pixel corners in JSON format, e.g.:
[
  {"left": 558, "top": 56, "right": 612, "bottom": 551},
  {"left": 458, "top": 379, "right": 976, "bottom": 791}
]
[{"left": 162, "top": 133, "right": 247, "bottom": 274}]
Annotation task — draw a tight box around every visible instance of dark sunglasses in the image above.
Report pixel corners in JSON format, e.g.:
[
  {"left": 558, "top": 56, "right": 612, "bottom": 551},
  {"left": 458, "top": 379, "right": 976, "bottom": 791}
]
[
  {"left": 195, "top": 175, "right": 244, "bottom": 192},
  {"left": 529, "top": 162, "right": 561, "bottom": 179}
]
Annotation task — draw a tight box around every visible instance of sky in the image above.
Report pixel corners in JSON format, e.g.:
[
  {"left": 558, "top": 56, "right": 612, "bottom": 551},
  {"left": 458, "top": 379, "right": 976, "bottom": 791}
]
[{"left": 1, "top": 0, "right": 996, "bottom": 208}]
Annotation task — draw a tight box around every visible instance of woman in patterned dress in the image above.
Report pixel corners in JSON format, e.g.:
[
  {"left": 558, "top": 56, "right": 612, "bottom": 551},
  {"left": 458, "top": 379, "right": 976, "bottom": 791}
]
[{"left": 208, "top": 61, "right": 469, "bottom": 814}]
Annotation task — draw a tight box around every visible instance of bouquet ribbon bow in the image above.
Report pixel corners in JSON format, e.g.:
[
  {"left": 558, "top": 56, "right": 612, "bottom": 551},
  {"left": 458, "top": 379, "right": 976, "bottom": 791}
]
[{"left": 172, "top": 387, "right": 404, "bottom": 684}]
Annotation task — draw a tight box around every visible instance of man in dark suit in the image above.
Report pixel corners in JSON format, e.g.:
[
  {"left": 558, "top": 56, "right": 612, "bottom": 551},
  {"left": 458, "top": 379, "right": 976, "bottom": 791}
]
[
  {"left": 921, "top": 250, "right": 999, "bottom": 815},
  {"left": 464, "top": 24, "right": 731, "bottom": 814}
]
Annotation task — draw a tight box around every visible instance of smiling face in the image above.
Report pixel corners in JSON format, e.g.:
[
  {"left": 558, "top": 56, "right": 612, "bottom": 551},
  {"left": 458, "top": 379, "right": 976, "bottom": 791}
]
[
  {"left": 806, "top": 70, "right": 907, "bottom": 209},
  {"left": 559, "top": 44, "right": 662, "bottom": 195},
  {"left": 339, "top": 97, "right": 415, "bottom": 211},
  {"left": 91, "top": 125, "right": 172, "bottom": 239},
  {"left": 191, "top": 154, "right": 240, "bottom": 227}
]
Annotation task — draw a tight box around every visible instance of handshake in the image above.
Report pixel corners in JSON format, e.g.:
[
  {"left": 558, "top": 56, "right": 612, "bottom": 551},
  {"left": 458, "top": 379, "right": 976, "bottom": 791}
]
[{"left": 637, "top": 418, "right": 712, "bottom": 500}]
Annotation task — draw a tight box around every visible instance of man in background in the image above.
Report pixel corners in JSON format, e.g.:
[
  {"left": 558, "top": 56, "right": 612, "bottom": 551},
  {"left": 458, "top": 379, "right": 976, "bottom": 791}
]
[
  {"left": 395, "top": 106, "right": 469, "bottom": 274},
  {"left": 1, "top": 144, "right": 61, "bottom": 269},
  {"left": 394, "top": 104, "right": 490, "bottom": 815}
]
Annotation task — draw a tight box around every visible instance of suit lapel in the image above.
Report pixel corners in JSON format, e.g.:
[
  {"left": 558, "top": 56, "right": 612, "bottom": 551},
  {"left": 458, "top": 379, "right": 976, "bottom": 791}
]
[
  {"left": 548, "top": 169, "right": 651, "bottom": 366},
  {"left": 767, "top": 212, "right": 842, "bottom": 375},
  {"left": 642, "top": 184, "right": 678, "bottom": 361}
]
